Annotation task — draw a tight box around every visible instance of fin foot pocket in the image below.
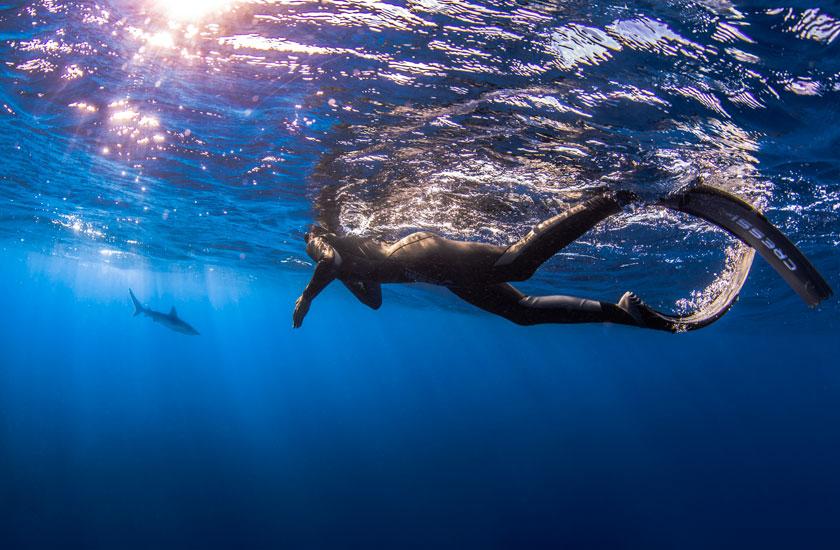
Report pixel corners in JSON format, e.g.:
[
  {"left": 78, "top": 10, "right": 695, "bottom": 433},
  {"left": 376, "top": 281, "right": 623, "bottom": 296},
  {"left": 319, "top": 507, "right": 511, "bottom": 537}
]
[
  {"left": 613, "top": 190, "right": 640, "bottom": 208},
  {"left": 619, "top": 292, "right": 680, "bottom": 333}
]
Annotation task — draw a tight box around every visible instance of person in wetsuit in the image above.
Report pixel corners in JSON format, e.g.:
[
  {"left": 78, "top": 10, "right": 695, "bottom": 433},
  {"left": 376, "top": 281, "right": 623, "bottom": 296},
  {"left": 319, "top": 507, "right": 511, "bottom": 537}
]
[{"left": 293, "top": 183, "right": 832, "bottom": 332}]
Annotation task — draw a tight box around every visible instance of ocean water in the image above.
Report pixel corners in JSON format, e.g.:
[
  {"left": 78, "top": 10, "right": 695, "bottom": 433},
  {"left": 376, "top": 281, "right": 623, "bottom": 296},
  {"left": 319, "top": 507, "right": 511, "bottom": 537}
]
[{"left": 1, "top": 0, "right": 839, "bottom": 547}]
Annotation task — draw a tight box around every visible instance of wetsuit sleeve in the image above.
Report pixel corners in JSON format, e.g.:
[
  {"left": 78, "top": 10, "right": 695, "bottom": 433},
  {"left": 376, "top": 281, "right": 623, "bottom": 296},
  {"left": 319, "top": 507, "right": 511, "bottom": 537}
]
[
  {"left": 302, "top": 259, "right": 338, "bottom": 301},
  {"left": 342, "top": 280, "right": 383, "bottom": 310},
  {"left": 293, "top": 238, "right": 339, "bottom": 328}
]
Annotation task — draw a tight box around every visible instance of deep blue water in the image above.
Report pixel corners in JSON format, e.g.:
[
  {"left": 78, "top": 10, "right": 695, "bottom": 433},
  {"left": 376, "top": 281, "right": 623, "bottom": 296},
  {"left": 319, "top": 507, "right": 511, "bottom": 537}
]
[{"left": 1, "top": 0, "right": 839, "bottom": 547}]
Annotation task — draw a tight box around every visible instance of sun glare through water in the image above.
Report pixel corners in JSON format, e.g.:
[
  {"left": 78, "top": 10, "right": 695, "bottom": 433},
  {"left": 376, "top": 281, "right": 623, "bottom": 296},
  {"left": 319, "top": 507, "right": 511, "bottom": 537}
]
[{"left": 153, "top": 0, "right": 238, "bottom": 22}]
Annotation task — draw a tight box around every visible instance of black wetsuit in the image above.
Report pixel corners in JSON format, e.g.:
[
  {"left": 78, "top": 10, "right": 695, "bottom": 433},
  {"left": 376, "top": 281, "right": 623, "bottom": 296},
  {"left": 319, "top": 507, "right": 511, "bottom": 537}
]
[{"left": 293, "top": 184, "right": 832, "bottom": 331}]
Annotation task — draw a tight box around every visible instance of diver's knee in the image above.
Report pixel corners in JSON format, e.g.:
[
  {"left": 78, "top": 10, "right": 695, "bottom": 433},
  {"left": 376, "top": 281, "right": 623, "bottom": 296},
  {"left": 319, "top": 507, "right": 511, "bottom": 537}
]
[
  {"left": 494, "top": 262, "right": 534, "bottom": 282},
  {"left": 509, "top": 315, "right": 536, "bottom": 326},
  {"left": 507, "top": 270, "right": 533, "bottom": 283},
  {"left": 493, "top": 258, "right": 533, "bottom": 281},
  {"left": 499, "top": 303, "right": 535, "bottom": 326}
]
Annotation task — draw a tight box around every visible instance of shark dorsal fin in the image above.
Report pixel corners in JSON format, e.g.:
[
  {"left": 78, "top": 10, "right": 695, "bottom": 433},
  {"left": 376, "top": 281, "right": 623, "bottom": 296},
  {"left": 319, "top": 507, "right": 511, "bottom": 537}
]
[{"left": 170, "top": 307, "right": 178, "bottom": 317}]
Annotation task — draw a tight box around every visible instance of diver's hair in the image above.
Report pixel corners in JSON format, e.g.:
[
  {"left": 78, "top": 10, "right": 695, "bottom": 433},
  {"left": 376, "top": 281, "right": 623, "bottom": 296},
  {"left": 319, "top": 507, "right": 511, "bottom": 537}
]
[{"left": 304, "top": 224, "right": 329, "bottom": 242}]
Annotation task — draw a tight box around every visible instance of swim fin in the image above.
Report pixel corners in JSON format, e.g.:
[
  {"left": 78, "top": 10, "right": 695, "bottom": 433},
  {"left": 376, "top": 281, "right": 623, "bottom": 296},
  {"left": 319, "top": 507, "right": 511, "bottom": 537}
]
[
  {"left": 619, "top": 247, "right": 755, "bottom": 332},
  {"left": 658, "top": 183, "right": 833, "bottom": 307}
]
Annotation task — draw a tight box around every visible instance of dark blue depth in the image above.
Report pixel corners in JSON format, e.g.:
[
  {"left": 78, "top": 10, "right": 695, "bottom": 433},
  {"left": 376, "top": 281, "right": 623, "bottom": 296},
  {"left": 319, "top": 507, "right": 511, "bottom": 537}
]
[{"left": 1, "top": 0, "right": 839, "bottom": 547}]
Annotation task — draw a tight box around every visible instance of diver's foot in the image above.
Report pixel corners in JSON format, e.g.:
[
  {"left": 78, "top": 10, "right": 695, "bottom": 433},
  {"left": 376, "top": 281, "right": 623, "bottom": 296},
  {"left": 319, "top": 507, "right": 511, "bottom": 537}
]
[
  {"left": 659, "top": 175, "right": 707, "bottom": 209},
  {"left": 618, "top": 291, "right": 645, "bottom": 325},
  {"left": 618, "top": 291, "right": 677, "bottom": 332},
  {"left": 613, "top": 190, "right": 640, "bottom": 208}
]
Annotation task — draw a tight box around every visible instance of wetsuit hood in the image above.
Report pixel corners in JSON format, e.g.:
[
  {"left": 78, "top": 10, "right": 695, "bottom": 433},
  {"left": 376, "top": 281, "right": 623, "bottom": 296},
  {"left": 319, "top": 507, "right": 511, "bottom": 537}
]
[
  {"left": 304, "top": 224, "right": 330, "bottom": 244},
  {"left": 304, "top": 225, "right": 339, "bottom": 263}
]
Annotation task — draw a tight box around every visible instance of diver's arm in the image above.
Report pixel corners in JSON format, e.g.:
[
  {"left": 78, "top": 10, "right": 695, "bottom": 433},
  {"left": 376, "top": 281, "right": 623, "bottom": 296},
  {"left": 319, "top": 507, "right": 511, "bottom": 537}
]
[
  {"left": 302, "top": 259, "right": 338, "bottom": 301},
  {"left": 293, "top": 239, "right": 341, "bottom": 328},
  {"left": 342, "top": 280, "right": 383, "bottom": 310},
  {"left": 293, "top": 261, "right": 336, "bottom": 328}
]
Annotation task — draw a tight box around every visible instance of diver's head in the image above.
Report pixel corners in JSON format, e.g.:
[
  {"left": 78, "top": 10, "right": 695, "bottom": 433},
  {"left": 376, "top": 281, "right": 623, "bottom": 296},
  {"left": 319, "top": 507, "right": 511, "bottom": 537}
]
[
  {"left": 304, "top": 225, "right": 334, "bottom": 261},
  {"left": 304, "top": 224, "right": 328, "bottom": 243}
]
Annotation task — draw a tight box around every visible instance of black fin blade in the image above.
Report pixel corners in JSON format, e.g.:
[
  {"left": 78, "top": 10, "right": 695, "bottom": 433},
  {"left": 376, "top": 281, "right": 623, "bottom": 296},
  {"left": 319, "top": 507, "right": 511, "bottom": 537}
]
[{"left": 659, "top": 184, "right": 833, "bottom": 307}]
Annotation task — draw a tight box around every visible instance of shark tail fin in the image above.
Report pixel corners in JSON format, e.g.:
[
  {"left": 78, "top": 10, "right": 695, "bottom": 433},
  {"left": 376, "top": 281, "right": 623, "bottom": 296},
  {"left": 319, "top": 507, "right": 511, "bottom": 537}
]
[{"left": 129, "top": 288, "right": 144, "bottom": 316}]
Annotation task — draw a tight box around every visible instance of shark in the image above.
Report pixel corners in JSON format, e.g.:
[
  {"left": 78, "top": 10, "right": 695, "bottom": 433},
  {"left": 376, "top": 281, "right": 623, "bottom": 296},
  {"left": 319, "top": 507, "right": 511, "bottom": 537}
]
[{"left": 129, "top": 289, "right": 200, "bottom": 335}]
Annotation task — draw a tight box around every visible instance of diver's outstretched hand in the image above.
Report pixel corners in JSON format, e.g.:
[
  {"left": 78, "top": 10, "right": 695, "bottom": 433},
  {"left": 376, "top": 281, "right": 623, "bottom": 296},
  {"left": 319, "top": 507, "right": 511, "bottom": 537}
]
[{"left": 293, "top": 296, "right": 310, "bottom": 328}]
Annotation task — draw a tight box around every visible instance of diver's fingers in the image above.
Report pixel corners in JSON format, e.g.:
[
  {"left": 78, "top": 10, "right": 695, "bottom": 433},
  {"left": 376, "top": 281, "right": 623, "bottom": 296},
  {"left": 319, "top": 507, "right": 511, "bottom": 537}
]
[
  {"left": 293, "top": 296, "right": 310, "bottom": 328},
  {"left": 658, "top": 184, "right": 832, "bottom": 307}
]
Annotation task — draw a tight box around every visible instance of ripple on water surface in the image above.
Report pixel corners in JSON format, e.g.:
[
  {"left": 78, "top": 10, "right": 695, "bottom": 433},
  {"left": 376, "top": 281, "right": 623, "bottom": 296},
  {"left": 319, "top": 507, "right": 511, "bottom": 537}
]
[{"left": 0, "top": 0, "right": 837, "bottom": 312}]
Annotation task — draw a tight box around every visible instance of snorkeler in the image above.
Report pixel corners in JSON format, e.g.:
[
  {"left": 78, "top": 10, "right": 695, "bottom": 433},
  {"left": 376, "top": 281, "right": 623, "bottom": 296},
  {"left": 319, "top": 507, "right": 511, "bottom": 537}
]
[{"left": 292, "top": 182, "right": 832, "bottom": 332}]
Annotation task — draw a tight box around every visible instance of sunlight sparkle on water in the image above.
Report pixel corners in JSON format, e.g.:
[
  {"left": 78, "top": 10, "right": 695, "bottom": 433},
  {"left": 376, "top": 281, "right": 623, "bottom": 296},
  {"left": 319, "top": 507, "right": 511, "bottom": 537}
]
[{"left": 153, "top": 0, "right": 237, "bottom": 21}]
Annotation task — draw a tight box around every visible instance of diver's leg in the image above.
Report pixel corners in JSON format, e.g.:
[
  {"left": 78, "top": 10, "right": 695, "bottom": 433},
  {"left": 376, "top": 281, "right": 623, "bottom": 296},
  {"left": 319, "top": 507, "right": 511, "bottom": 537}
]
[
  {"left": 449, "top": 284, "right": 648, "bottom": 328},
  {"left": 494, "top": 191, "right": 637, "bottom": 281}
]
